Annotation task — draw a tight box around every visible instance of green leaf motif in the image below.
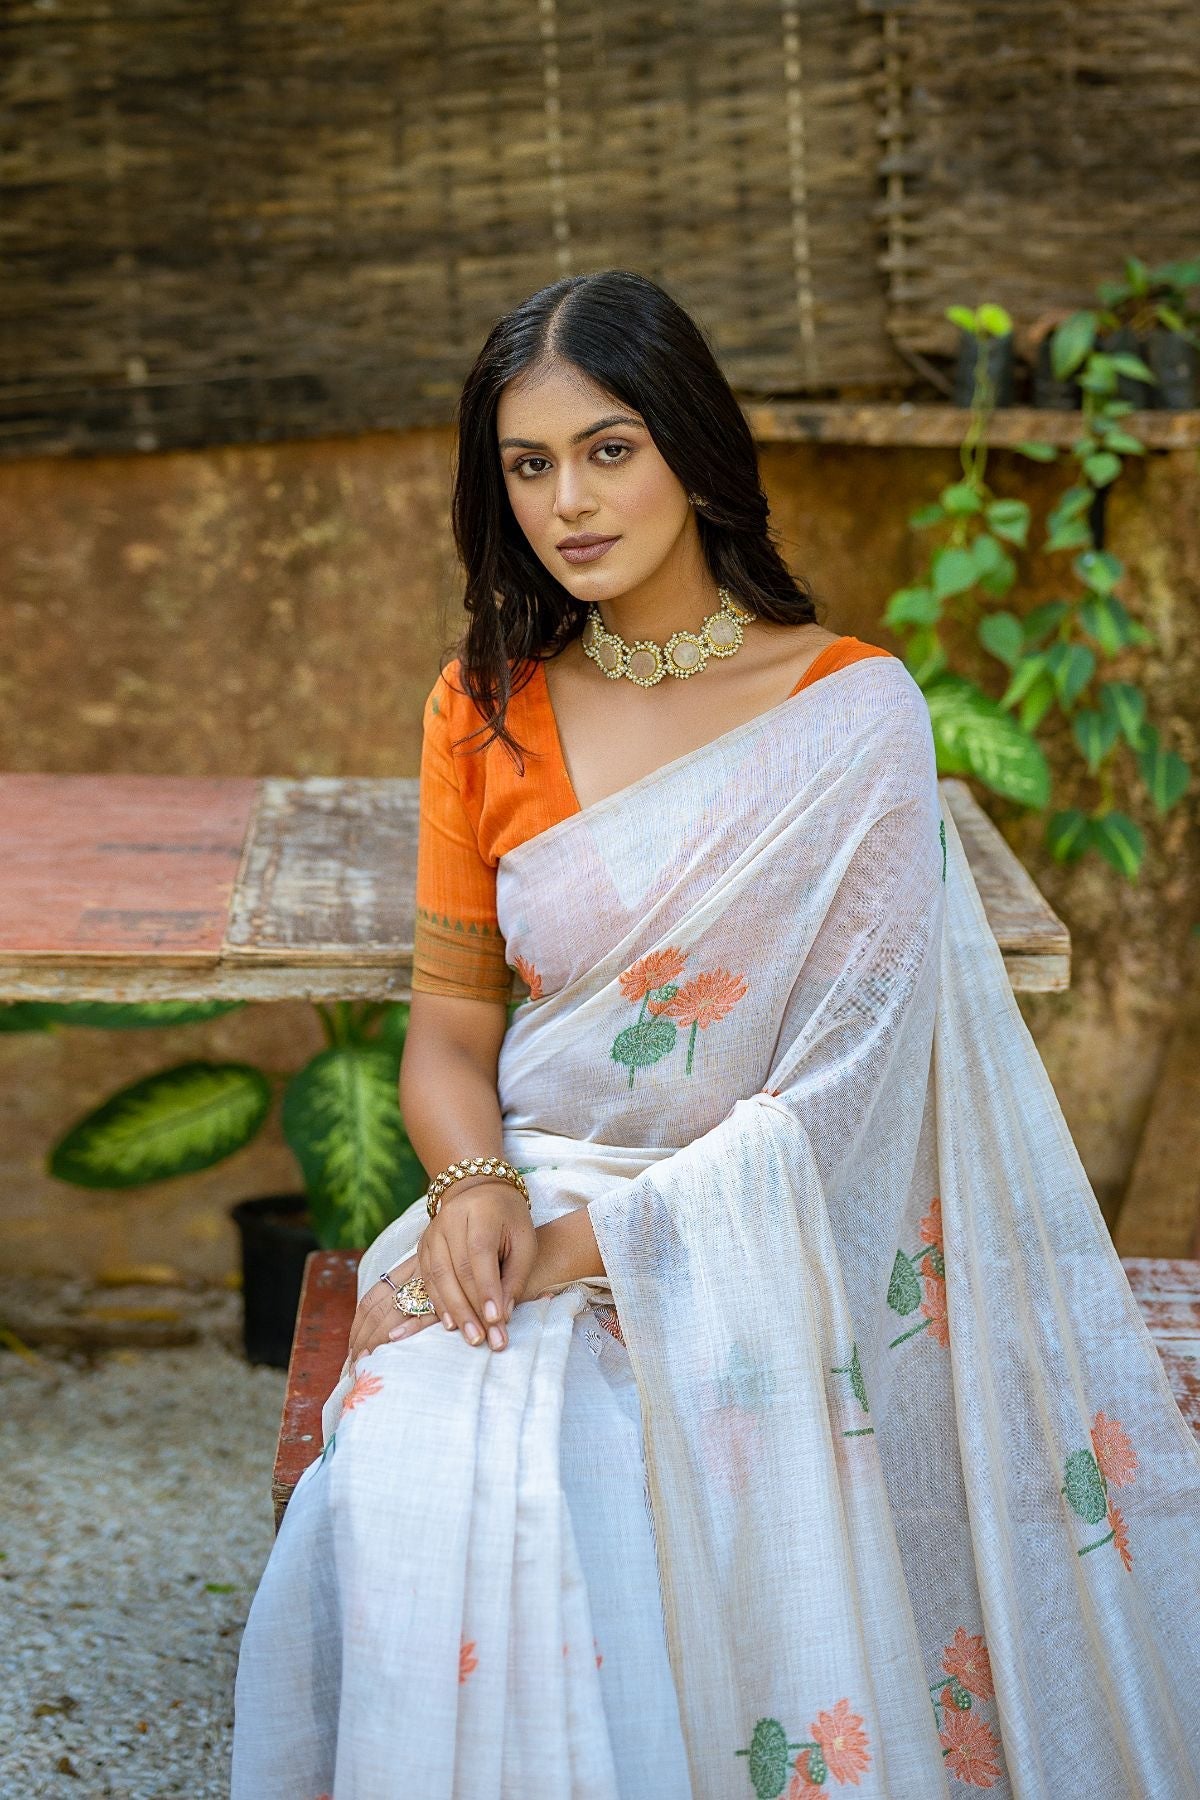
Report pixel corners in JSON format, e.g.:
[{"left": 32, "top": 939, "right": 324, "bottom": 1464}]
[
  {"left": 48, "top": 1060, "right": 271, "bottom": 1189},
  {"left": 740, "top": 1716, "right": 794, "bottom": 1799},
  {"left": 611, "top": 1016, "right": 677, "bottom": 1074},
  {"left": 849, "top": 1342, "right": 869, "bottom": 1412},
  {"left": 1063, "top": 1448, "right": 1108, "bottom": 1524},
  {"left": 887, "top": 1250, "right": 922, "bottom": 1316},
  {"left": 923, "top": 675, "right": 1051, "bottom": 807},
  {"left": 282, "top": 1045, "right": 427, "bottom": 1250}
]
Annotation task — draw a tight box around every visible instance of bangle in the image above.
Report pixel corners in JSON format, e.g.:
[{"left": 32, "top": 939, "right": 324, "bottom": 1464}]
[{"left": 424, "top": 1157, "right": 531, "bottom": 1221}]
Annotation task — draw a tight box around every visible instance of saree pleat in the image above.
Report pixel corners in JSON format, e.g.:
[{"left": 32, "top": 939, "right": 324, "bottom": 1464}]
[{"left": 233, "top": 655, "right": 1200, "bottom": 1799}]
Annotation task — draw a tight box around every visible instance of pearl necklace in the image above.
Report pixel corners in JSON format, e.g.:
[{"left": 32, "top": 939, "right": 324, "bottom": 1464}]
[{"left": 581, "top": 587, "right": 755, "bottom": 687}]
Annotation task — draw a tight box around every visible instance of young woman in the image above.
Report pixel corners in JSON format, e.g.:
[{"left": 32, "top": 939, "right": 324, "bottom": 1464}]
[{"left": 232, "top": 272, "right": 1200, "bottom": 1799}]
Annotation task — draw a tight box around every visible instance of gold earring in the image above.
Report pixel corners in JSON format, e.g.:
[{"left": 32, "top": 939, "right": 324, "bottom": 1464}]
[{"left": 688, "top": 491, "right": 709, "bottom": 509}]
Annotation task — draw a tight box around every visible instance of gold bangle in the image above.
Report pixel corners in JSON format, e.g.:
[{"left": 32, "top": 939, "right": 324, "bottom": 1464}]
[{"left": 424, "top": 1157, "right": 531, "bottom": 1221}]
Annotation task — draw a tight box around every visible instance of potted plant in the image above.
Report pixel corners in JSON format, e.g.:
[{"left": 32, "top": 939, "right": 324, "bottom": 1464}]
[
  {"left": 1094, "top": 255, "right": 1200, "bottom": 409},
  {"left": 8, "top": 996, "right": 429, "bottom": 1366}
]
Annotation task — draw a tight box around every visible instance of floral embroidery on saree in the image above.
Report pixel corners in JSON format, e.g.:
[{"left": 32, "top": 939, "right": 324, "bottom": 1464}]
[
  {"left": 1062, "top": 1409, "right": 1138, "bottom": 1567},
  {"left": 511, "top": 953, "right": 544, "bottom": 998},
  {"left": 887, "top": 1195, "right": 950, "bottom": 1350},
  {"left": 459, "top": 1636, "right": 478, "bottom": 1683},
  {"left": 736, "top": 1698, "right": 872, "bottom": 1793},
  {"left": 829, "top": 1343, "right": 874, "bottom": 1436},
  {"left": 611, "top": 946, "right": 748, "bottom": 1086},
  {"left": 341, "top": 1370, "right": 384, "bottom": 1412},
  {"left": 928, "top": 1627, "right": 1004, "bottom": 1788}
]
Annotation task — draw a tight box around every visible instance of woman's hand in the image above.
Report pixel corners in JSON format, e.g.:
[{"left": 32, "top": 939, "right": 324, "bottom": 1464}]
[{"left": 346, "top": 1179, "right": 538, "bottom": 1366}]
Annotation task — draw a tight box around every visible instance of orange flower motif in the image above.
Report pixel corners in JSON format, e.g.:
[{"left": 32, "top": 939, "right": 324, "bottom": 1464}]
[
  {"left": 512, "top": 955, "right": 543, "bottom": 999},
  {"left": 919, "top": 1274, "right": 950, "bottom": 1347},
  {"left": 593, "top": 1636, "right": 603, "bottom": 1669},
  {"left": 459, "top": 1637, "right": 478, "bottom": 1683},
  {"left": 595, "top": 1305, "right": 625, "bottom": 1347},
  {"left": 654, "top": 968, "right": 748, "bottom": 1028},
  {"left": 618, "top": 946, "right": 688, "bottom": 1001},
  {"left": 342, "top": 1370, "right": 384, "bottom": 1412},
  {"left": 787, "top": 1751, "right": 823, "bottom": 1794},
  {"left": 919, "top": 1196, "right": 943, "bottom": 1254},
  {"left": 939, "top": 1708, "right": 1002, "bottom": 1787},
  {"left": 1108, "top": 1504, "right": 1133, "bottom": 1571},
  {"left": 1091, "top": 1411, "right": 1137, "bottom": 1488},
  {"left": 942, "top": 1627, "right": 994, "bottom": 1701},
  {"left": 811, "top": 1698, "right": 872, "bottom": 1786}
]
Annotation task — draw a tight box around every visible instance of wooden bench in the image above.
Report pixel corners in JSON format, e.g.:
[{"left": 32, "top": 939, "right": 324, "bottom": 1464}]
[{"left": 272, "top": 1249, "right": 1200, "bottom": 1530}]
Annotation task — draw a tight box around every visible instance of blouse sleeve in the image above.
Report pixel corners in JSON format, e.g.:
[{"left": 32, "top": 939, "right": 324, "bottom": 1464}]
[{"left": 411, "top": 674, "right": 515, "bottom": 1005}]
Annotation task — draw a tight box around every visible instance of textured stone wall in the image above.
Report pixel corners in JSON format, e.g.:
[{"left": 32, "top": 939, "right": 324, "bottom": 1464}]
[{"left": 1, "top": 429, "right": 1196, "bottom": 1277}]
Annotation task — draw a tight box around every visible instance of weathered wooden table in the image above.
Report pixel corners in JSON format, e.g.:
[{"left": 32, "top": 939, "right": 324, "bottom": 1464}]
[
  {"left": 274, "top": 1249, "right": 1200, "bottom": 1530},
  {"left": 0, "top": 772, "right": 1070, "bottom": 998}
]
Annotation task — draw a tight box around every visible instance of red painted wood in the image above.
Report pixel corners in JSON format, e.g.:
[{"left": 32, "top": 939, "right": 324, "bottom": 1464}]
[
  {"left": 272, "top": 1251, "right": 1200, "bottom": 1528},
  {"left": 0, "top": 773, "right": 257, "bottom": 957},
  {"left": 272, "top": 1250, "right": 362, "bottom": 1528}
]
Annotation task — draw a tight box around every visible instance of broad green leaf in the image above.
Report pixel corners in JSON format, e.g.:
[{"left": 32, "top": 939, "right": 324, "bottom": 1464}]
[
  {"left": 1090, "top": 812, "right": 1145, "bottom": 879},
  {"left": 1098, "top": 681, "right": 1147, "bottom": 748},
  {"left": 931, "top": 545, "right": 979, "bottom": 602},
  {"left": 1073, "top": 549, "right": 1123, "bottom": 593},
  {"left": 977, "top": 303, "right": 1013, "bottom": 337},
  {"left": 1014, "top": 440, "right": 1059, "bottom": 462},
  {"left": 1083, "top": 451, "right": 1122, "bottom": 487},
  {"left": 923, "top": 675, "right": 1051, "bottom": 807},
  {"left": 999, "top": 651, "right": 1051, "bottom": 710},
  {"left": 1063, "top": 1448, "right": 1109, "bottom": 1524},
  {"left": 1136, "top": 737, "right": 1190, "bottom": 815},
  {"left": 908, "top": 503, "right": 946, "bottom": 529},
  {"left": 1109, "top": 353, "right": 1157, "bottom": 383},
  {"left": 887, "top": 1250, "right": 922, "bottom": 1316},
  {"left": 985, "top": 499, "right": 1031, "bottom": 546},
  {"left": 1051, "top": 311, "right": 1098, "bottom": 379},
  {"left": 1072, "top": 707, "right": 1120, "bottom": 773},
  {"left": 375, "top": 1003, "right": 411, "bottom": 1056},
  {"left": 283, "top": 1045, "right": 427, "bottom": 1250},
  {"left": 1046, "top": 810, "right": 1091, "bottom": 863},
  {"left": 978, "top": 611, "right": 1024, "bottom": 667},
  {"left": 940, "top": 481, "right": 983, "bottom": 515},
  {"left": 1021, "top": 600, "right": 1070, "bottom": 644},
  {"left": 1045, "top": 641, "right": 1096, "bottom": 707},
  {"left": 48, "top": 1060, "right": 271, "bottom": 1189},
  {"left": 884, "top": 585, "right": 942, "bottom": 628},
  {"left": 0, "top": 1003, "right": 56, "bottom": 1033},
  {"left": 1079, "top": 595, "right": 1135, "bottom": 656},
  {"left": 20, "top": 999, "right": 246, "bottom": 1031},
  {"left": 1018, "top": 672, "right": 1058, "bottom": 733},
  {"left": 744, "top": 1717, "right": 793, "bottom": 1796}
]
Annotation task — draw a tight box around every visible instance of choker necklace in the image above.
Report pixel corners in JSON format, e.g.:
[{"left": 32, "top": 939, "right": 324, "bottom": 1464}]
[{"left": 581, "top": 587, "right": 755, "bottom": 687}]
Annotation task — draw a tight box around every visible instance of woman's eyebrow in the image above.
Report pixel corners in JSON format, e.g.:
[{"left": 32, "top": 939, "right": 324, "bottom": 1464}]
[{"left": 498, "top": 414, "right": 645, "bottom": 450}]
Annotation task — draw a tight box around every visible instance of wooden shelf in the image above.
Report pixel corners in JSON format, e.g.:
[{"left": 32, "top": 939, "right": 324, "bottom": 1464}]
[{"left": 743, "top": 402, "right": 1200, "bottom": 450}]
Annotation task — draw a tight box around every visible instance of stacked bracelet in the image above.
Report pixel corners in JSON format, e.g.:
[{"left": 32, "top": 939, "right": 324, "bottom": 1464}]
[{"left": 424, "top": 1157, "right": 531, "bottom": 1221}]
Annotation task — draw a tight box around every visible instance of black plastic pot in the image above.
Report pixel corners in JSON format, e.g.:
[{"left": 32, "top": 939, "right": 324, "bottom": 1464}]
[
  {"left": 953, "top": 331, "right": 1015, "bottom": 407},
  {"left": 231, "top": 1192, "right": 321, "bottom": 1368},
  {"left": 1144, "top": 327, "right": 1199, "bottom": 409},
  {"left": 1031, "top": 334, "right": 1082, "bottom": 410}
]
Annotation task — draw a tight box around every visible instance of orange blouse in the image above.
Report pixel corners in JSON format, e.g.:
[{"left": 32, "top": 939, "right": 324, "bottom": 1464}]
[{"left": 411, "top": 635, "right": 895, "bottom": 1004}]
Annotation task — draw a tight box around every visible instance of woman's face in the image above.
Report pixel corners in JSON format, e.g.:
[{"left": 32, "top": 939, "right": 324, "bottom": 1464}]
[{"left": 496, "top": 359, "right": 696, "bottom": 604}]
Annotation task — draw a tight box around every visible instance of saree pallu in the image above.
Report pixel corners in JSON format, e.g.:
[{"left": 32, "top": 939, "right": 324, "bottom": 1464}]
[{"left": 232, "top": 655, "right": 1200, "bottom": 1799}]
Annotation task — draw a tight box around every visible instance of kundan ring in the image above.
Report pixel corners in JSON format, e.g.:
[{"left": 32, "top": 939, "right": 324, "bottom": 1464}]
[{"left": 378, "top": 1268, "right": 436, "bottom": 1317}]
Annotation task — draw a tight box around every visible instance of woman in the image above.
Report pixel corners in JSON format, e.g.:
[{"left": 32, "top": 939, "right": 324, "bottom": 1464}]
[{"left": 232, "top": 271, "right": 1200, "bottom": 1799}]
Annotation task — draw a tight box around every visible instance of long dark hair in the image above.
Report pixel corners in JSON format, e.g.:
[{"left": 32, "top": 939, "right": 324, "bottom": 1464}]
[{"left": 446, "top": 268, "right": 819, "bottom": 768}]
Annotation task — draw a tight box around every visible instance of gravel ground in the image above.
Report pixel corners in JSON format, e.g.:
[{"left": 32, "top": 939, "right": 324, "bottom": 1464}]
[{"left": 0, "top": 1329, "right": 288, "bottom": 1799}]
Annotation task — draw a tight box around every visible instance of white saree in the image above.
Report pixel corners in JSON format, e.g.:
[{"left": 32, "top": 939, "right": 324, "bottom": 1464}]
[{"left": 232, "top": 653, "right": 1200, "bottom": 1799}]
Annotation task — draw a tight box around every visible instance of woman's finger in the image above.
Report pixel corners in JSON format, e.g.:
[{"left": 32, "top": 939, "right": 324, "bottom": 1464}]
[
  {"left": 420, "top": 1237, "right": 487, "bottom": 1346},
  {"left": 348, "top": 1255, "right": 418, "bottom": 1361}
]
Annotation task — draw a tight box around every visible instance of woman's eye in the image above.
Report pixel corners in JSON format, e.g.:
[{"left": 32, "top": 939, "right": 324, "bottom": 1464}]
[{"left": 511, "top": 442, "right": 630, "bottom": 478}]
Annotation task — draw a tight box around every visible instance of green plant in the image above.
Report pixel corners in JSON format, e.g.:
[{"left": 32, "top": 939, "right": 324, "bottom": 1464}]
[
  {"left": 886, "top": 289, "right": 1192, "bottom": 878},
  {"left": 1094, "top": 255, "right": 1200, "bottom": 347},
  {"left": 7, "top": 996, "right": 428, "bottom": 1249}
]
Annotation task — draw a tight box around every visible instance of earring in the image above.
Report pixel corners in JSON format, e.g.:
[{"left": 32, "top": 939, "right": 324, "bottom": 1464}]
[{"left": 688, "top": 491, "right": 709, "bottom": 510}]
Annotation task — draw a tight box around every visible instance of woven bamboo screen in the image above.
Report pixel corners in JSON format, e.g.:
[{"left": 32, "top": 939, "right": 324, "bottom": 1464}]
[
  {"left": 875, "top": 0, "right": 1200, "bottom": 355},
  {"left": 1, "top": 0, "right": 900, "bottom": 459}
]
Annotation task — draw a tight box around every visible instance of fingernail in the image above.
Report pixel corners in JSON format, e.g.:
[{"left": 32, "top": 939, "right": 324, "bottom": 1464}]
[
  {"left": 484, "top": 1300, "right": 498, "bottom": 1323},
  {"left": 464, "top": 1322, "right": 483, "bottom": 1345},
  {"left": 442, "top": 1312, "right": 455, "bottom": 1330},
  {"left": 388, "top": 1326, "right": 406, "bottom": 1339},
  {"left": 487, "top": 1326, "right": 505, "bottom": 1349}
]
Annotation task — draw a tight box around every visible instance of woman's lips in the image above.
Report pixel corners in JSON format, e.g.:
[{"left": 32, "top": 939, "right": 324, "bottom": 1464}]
[{"left": 558, "top": 537, "right": 619, "bottom": 564}]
